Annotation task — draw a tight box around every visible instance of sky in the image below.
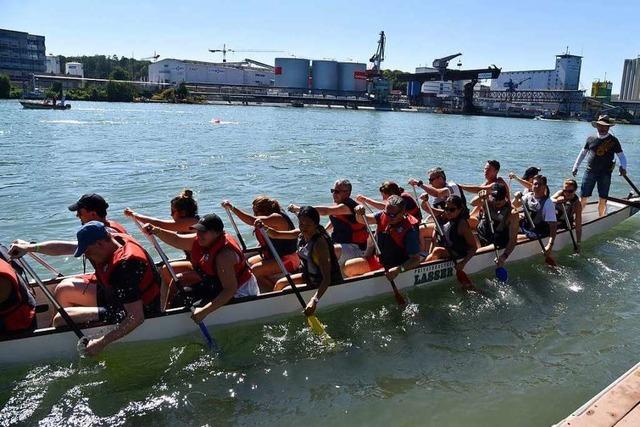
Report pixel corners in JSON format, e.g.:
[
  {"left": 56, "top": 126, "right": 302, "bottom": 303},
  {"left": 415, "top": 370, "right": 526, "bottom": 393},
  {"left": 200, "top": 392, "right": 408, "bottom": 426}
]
[{"left": 2, "top": 0, "right": 639, "bottom": 93}]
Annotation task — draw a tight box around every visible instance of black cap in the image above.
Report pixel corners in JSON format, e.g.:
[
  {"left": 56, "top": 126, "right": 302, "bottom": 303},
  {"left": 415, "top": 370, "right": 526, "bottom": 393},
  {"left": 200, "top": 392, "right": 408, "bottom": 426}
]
[
  {"left": 190, "top": 213, "right": 223, "bottom": 232},
  {"left": 490, "top": 183, "right": 507, "bottom": 201},
  {"left": 68, "top": 193, "right": 109, "bottom": 212},
  {"left": 522, "top": 167, "right": 541, "bottom": 181}
]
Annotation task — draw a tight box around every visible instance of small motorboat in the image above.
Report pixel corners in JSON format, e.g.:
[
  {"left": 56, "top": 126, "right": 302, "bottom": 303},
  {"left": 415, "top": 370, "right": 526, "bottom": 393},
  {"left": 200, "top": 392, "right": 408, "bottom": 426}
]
[{"left": 19, "top": 100, "right": 71, "bottom": 110}]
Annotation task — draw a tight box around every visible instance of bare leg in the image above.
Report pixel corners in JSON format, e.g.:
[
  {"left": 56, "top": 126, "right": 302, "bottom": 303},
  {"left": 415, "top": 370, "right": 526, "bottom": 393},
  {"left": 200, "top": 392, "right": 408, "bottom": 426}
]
[
  {"left": 426, "top": 247, "right": 449, "bottom": 262},
  {"left": 160, "top": 261, "right": 193, "bottom": 311},
  {"left": 52, "top": 306, "right": 100, "bottom": 327},
  {"left": 54, "top": 277, "right": 98, "bottom": 308},
  {"left": 251, "top": 258, "right": 285, "bottom": 293},
  {"left": 598, "top": 198, "right": 607, "bottom": 217},
  {"left": 580, "top": 196, "right": 589, "bottom": 208},
  {"left": 274, "top": 272, "right": 305, "bottom": 291},
  {"left": 343, "top": 257, "right": 372, "bottom": 278}
]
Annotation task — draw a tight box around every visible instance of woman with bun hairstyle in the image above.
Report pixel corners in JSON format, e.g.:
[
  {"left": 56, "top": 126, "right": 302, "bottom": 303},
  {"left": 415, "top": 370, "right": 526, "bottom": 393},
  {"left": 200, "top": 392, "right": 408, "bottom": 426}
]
[{"left": 222, "top": 195, "right": 299, "bottom": 292}]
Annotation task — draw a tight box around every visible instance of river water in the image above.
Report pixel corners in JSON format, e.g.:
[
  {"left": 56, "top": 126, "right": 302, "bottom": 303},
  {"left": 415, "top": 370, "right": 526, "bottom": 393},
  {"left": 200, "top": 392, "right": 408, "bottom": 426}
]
[{"left": 1, "top": 100, "right": 640, "bottom": 426}]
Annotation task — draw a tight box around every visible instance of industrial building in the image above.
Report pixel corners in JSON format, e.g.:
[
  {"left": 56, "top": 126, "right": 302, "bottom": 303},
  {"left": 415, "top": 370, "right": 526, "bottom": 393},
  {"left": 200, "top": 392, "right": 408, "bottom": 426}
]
[
  {"left": 65, "top": 61, "right": 83, "bottom": 78},
  {"left": 45, "top": 54, "right": 60, "bottom": 74},
  {"left": 0, "top": 28, "right": 46, "bottom": 83},
  {"left": 591, "top": 80, "right": 613, "bottom": 101},
  {"left": 148, "top": 58, "right": 274, "bottom": 87},
  {"left": 273, "top": 57, "right": 367, "bottom": 96},
  {"left": 490, "top": 53, "right": 582, "bottom": 91},
  {"left": 620, "top": 58, "right": 640, "bottom": 101}
]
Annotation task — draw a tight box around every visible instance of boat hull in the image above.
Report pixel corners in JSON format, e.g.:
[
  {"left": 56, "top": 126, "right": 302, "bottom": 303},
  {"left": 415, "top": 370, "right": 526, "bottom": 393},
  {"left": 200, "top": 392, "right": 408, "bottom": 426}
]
[
  {"left": 2, "top": 198, "right": 638, "bottom": 364},
  {"left": 19, "top": 101, "right": 71, "bottom": 110}
]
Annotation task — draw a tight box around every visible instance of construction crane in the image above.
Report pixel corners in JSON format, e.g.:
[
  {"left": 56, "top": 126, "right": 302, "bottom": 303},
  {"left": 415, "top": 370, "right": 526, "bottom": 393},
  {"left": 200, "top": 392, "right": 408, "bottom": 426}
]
[
  {"left": 141, "top": 51, "right": 160, "bottom": 62},
  {"left": 208, "top": 44, "right": 284, "bottom": 63},
  {"left": 367, "top": 31, "right": 385, "bottom": 77}
]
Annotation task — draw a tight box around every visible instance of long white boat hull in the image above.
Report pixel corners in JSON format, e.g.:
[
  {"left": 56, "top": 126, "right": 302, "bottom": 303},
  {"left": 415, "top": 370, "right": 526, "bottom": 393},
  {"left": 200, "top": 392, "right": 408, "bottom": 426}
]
[{"left": 2, "top": 198, "right": 638, "bottom": 365}]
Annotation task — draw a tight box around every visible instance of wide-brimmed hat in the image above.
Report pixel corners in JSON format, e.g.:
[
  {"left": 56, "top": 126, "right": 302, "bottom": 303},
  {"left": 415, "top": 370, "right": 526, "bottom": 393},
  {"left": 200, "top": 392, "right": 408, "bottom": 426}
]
[{"left": 592, "top": 114, "right": 615, "bottom": 127}]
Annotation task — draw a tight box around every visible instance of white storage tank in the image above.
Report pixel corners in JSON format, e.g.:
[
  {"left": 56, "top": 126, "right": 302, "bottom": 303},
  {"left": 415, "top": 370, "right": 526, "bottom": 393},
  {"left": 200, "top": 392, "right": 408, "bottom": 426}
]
[
  {"left": 274, "top": 58, "right": 309, "bottom": 90},
  {"left": 65, "top": 61, "right": 84, "bottom": 78},
  {"left": 337, "top": 62, "right": 366, "bottom": 94},
  {"left": 311, "top": 60, "right": 338, "bottom": 93}
]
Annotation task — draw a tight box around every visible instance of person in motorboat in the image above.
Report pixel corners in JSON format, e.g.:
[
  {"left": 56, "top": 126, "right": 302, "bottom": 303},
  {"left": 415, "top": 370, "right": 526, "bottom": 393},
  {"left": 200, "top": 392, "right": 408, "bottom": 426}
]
[
  {"left": 55, "top": 221, "right": 161, "bottom": 356},
  {"left": 257, "top": 206, "right": 342, "bottom": 316},
  {"left": 144, "top": 214, "right": 259, "bottom": 318},
  {"left": 343, "top": 195, "right": 422, "bottom": 279},
  {"left": 508, "top": 167, "right": 541, "bottom": 195},
  {"left": 425, "top": 195, "right": 478, "bottom": 276},
  {"left": 0, "top": 257, "right": 36, "bottom": 336},
  {"left": 222, "top": 196, "right": 299, "bottom": 292},
  {"left": 551, "top": 179, "right": 583, "bottom": 252},
  {"left": 513, "top": 175, "right": 557, "bottom": 257},
  {"left": 355, "top": 181, "right": 422, "bottom": 221},
  {"left": 470, "top": 183, "right": 519, "bottom": 269},
  {"left": 572, "top": 114, "right": 628, "bottom": 217},
  {"left": 288, "top": 179, "right": 367, "bottom": 268}
]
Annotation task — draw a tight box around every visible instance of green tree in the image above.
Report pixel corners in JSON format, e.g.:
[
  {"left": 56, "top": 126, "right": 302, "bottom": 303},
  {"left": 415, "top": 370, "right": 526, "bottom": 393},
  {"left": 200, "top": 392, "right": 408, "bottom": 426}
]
[
  {"left": 382, "top": 69, "right": 408, "bottom": 91},
  {"left": 176, "top": 82, "right": 189, "bottom": 100},
  {"left": 109, "top": 66, "right": 131, "bottom": 81},
  {"left": 0, "top": 74, "right": 10, "bottom": 98},
  {"left": 106, "top": 80, "right": 136, "bottom": 102}
]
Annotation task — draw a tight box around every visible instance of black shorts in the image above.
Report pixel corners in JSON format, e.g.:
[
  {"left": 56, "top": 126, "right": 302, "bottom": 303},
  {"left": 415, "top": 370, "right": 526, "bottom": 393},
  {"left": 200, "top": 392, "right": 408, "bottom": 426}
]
[
  {"left": 477, "top": 229, "right": 510, "bottom": 249},
  {"left": 96, "top": 285, "right": 160, "bottom": 322}
]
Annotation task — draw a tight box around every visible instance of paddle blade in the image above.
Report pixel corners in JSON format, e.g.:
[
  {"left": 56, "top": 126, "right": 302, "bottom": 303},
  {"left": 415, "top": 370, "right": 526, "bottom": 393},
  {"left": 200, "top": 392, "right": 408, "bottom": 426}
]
[
  {"left": 393, "top": 289, "right": 407, "bottom": 306},
  {"left": 456, "top": 269, "right": 475, "bottom": 291},
  {"left": 495, "top": 266, "right": 508, "bottom": 282},
  {"left": 306, "top": 315, "right": 326, "bottom": 336},
  {"left": 545, "top": 256, "right": 558, "bottom": 267},
  {"left": 197, "top": 321, "right": 216, "bottom": 350}
]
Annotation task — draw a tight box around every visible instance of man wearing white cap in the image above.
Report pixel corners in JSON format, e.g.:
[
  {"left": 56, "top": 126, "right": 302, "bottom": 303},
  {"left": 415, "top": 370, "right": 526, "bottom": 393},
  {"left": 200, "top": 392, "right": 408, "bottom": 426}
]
[{"left": 572, "top": 114, "right": 627, "bottom": 216}]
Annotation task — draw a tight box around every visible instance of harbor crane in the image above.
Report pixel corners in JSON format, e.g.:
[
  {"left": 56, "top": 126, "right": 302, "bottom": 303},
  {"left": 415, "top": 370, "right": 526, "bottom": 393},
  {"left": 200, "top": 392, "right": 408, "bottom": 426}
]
[
  {"left": 208, "top": 44, "right": 284, "bottom": 63},
  {"left": 141, "top": 51, "right": 160, "bottom": 62},
  {"left": 432, "top": 53, "right": 462, "bottom": 80},
  {"left": 365, "top": 31, "right": 391, "bottom": 104}
]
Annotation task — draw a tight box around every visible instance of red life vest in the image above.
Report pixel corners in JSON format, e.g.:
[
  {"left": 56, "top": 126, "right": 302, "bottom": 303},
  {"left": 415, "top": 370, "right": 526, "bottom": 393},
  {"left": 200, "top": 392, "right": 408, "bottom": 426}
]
[
  {"left": 105, "top": 220, "right": 128, "bottom": 234},
  {"left": 93, "top": 234, "right": 160, "bottom": 306},
  {"left": 190, "top": 232, "right": 252, "bottom": 288},
  {"left": 329, "top": 198, "right": 368, "bottom": 249},
  {"left": 401, "top": 192, "right": 422, "bottom": 221},
  {"left": 375, "top": 213, "right": 419, "bottom": 268},
  {"left": 0, "top": 259, "right": 36, "bottom": 333}
]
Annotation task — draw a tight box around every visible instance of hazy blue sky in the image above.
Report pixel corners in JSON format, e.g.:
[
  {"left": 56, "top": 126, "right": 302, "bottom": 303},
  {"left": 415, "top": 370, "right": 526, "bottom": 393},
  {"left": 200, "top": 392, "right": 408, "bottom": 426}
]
[{"left": 2, "top": 0, "right": 638, "bottom": 92}]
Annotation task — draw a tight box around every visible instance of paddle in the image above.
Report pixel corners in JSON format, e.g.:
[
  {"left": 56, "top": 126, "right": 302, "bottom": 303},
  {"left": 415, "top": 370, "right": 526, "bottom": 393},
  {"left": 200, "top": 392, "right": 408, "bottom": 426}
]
[
  {"left": 132, "top": 219, "right": 215, "bottom": 350},
  {"left": 560, "top": 203, "right": 579, "bottom": 253},
  {"left": 483, "top": 198, "right": 508, "bottom": 282},
  {"left": 521, "top": 202, "right": 557, "bottom": 267},
  {"left": 605, "top": 196, "right": 640, "bottom": 209},
  {"left": 257, "top": 227, "right": 328, "bottom": 336},
  {"left": 422, "top": 200, "right": 474, "bottom": 289},
  {"left": 15, "top": 256, "right": 88, "bottom": 352},
  {"left": 359, "top": 203, "right": 407, "bottom": 306},
  {"left": 28, "top": 252, "right": 64, "bottom": 278},
  {"left": 224, "top": 207, "right": 247, "bottom": 251},
  {"left": 622, "top": 174, "right": 640, "bottom": 196}
]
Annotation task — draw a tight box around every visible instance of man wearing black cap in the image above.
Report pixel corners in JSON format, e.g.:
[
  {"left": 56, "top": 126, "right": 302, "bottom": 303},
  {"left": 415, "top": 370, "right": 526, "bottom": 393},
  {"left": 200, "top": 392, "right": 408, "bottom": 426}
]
[
  {"left": 508, "top": 167, "right": 541, "bottom": 194},
  {"left": 572, "top": 114, "right": 628, "bottom": 216},
  {"left": 68, "top": 193, "right": 128, "bottom": 234},
  {"left": 471, "top": 183, "right": 519, "bottom": 267},
  {"left": 144, "top": 213, "right": 259, "bottom": 321},
  {"left": 49, "top": 221, "right": 161, "bottom": 356}
]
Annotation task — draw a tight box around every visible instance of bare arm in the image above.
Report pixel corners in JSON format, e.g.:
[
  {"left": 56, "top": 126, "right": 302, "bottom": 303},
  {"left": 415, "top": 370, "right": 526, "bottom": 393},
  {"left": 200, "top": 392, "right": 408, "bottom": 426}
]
[
  {"left": 194, "top": 249, "right": 239, "bottom": 319},
  {"left": 458, "top": 184, "right": 488, "bottom": 194},
  {"left": 458, "top": 221, "right": 478, "bottom": 268},
  {"left": 85, "top": 300, "right": 144, "bottom": 355},
  {"left": 355, "top": 195, "right": 385, "bottom": 210},
  {"left": 126, "top": 211, "right": 196, "bottom": 233},
  {"left": 10, "top": 240, "right": 77, "bottom": 257},
  {"left": 148, "top": 226, "right": 194, "bottom": 251},
  {"left": 314, "top": 204, "right": 353, "bottom": 216},
  {"left": 574, "top": 202, "right": 582, "bottom": 243},
  {"left": 311, "top": 237, "right": 332, "bottom": 300}
]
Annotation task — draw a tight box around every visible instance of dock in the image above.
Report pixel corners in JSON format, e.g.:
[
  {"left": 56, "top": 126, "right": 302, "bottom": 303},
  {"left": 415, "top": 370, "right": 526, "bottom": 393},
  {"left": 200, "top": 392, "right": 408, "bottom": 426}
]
[{"left": 555, "top": 362, "right": 640, "bottom": 426}]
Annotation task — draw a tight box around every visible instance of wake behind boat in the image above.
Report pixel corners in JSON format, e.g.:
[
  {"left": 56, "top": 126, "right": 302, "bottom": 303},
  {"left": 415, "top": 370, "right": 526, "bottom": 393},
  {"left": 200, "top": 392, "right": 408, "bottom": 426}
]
[
  {"left": 2, "top": 196, "right": 638, "bottom": 365},
  {"left": 19, "top": 100, "right": 71, "bottom": 110}
]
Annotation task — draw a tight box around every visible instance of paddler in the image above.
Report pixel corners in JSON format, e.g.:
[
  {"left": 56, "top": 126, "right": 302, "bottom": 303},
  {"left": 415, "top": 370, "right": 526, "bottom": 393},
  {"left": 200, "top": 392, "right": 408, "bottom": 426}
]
[
  {"left": 551, "top": 179, "right": 582, "bottom": 252},
  {"left": 0, "top": 257, "right": 36, "bottom": 336},
  {"left": 460, "top": 160, "right": 511, "bottom": 203},
  {"left": 508, "top": 167, "right": 541, "bottom": 195},
  {"left": 288, "top": 179, "right": 368, "bottom": 268},
  {"left": 470, "top": 183, "right": 519, "bottom": 268},
  {"left": 257, "top": 206, "right": 342, "bottom": 316},
  {"left": 222, "top": 196, "right": 299, "bottom": 292},
  {"left": 344, "top": 195, "right": 422, "bottom": 278},
  {"left": 572, "top": 114, "right": 628, "bottom": 216},
  {"left": 55, "top": 221, "right": 161, "bottom": 356},
  {"left": 513, "top": 175, "right": 557, "bottom": 257},
  {"left": 144, "top": 214, "right": 259, "bottom": 320},
  {"left": 355, "top": 181, "right": 422, "bottom": 221},
  {"left": 425, "top": 195, "right": 478, "bottom": 275}
]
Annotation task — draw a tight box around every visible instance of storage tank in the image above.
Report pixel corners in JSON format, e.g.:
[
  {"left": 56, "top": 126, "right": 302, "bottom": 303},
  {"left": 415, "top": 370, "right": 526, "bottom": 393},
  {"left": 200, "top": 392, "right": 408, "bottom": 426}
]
[
  {"left": 337, "top": 62, "right": 366, "bottom": 95},
  {"left": 274, "top": 58, "right": 309, "bottom": 90},
  {"left": 65, "top": 62, "right": 84, "bottom": 78},
  {"left": 311, "top": 60, "right": 338, "bottom": 94}
]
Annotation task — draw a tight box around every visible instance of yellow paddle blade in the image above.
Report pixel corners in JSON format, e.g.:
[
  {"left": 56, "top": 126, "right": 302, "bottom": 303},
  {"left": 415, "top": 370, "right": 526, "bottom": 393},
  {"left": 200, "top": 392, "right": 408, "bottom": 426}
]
[{"left": 306, "top": 315, "right": 325, "bottom": 336}]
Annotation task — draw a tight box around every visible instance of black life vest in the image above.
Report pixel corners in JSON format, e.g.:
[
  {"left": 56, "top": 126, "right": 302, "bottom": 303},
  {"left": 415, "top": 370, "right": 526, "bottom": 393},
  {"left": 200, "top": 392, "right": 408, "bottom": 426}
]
[
  {"left": 297, "top": 229, "right": 342, "bottom": 288},
  {"left": 555, "top": 195, "right": 579, "bottom": 227},
  {"left": 329, "top": 198, "right": 368, "bottom": 250},
  {"left": 438, "top": 218, "right": 469, "bottom": 259},
  {"left": 376, "top": 212, "right": 419, "bottom": 268},
  {"left": 477, "top": 201, "right": 512, "bottom": 247},
  {"left": 255, "top": 211, "right": 298, "bottom": 258}
]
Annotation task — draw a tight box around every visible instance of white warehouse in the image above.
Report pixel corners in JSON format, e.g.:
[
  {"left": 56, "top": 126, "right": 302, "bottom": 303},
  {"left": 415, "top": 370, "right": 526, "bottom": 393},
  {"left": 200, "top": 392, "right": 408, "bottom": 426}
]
[
  {"left": 491, "top": 54, "right": 582, "bottom": 91},
  {"left": 148, "top": 58, "right": 274, "bottom": 86}
]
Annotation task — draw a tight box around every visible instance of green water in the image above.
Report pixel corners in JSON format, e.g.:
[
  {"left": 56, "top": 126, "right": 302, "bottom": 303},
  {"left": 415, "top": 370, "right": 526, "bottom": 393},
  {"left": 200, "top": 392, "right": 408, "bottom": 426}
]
[{"left": 1, "top": 100, "right": 640, "bottom": 426}]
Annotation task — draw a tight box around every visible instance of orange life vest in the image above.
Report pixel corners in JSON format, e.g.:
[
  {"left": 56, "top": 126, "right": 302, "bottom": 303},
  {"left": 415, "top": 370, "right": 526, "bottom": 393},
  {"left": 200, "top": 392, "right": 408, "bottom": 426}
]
[
  {"left": 0, "top": 259, "right": 36, "bottom": 333},
  {"left": 375, "top": 213, "right": 419, "bottom": 268},
  {"left": 93, "top": 234, "right": 160, "bottom": 306},
  {"left": 105, "top": 220, "right": 128, "bottom": 234},
  {"left": 190, "top": 233, "right": 253, "bottom": 289}
]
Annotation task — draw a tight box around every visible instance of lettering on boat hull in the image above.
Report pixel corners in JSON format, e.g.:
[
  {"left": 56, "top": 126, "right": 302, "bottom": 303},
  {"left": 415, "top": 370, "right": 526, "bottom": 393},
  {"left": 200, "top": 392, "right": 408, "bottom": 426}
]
[{"left": 413, "top": 261, "right": 455, "bottom": 286}]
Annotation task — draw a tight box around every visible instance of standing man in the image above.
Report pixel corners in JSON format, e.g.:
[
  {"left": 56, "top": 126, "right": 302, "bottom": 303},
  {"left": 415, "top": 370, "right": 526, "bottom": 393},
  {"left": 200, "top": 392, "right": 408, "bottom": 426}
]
[
  {"left": 289, "top": 179, "right": 368, "bottom": 267},
  {"left": 572, "top": 115, "right": 627, "bottom": 217}
]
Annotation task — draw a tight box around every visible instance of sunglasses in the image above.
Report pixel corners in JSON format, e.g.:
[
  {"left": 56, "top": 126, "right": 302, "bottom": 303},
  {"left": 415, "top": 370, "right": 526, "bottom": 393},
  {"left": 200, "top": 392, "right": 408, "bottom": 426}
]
[{"left": 330, "top": 188, "right": 344, "bottom": 194}]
